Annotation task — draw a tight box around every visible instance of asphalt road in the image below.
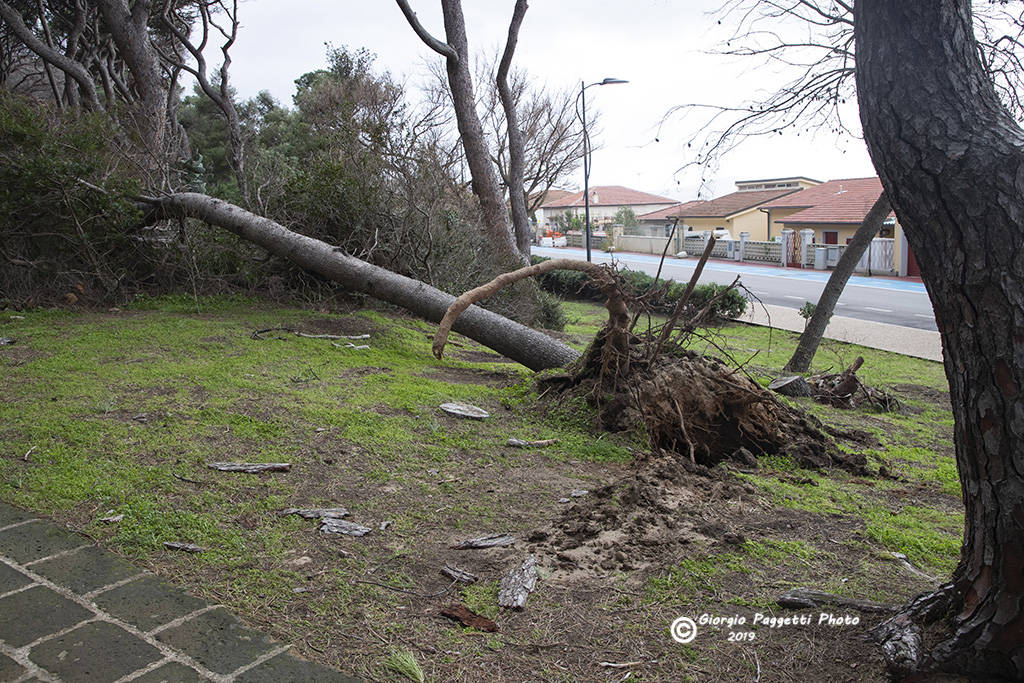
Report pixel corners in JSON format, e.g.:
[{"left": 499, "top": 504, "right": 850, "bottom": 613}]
[{"left": 533, "top": 246, "right": 937, "bottom": 331}]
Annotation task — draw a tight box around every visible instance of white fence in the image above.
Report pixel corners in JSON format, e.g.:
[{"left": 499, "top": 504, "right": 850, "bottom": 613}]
[{"left": 546, "top": 230, "right": 896, "bottom": 276}]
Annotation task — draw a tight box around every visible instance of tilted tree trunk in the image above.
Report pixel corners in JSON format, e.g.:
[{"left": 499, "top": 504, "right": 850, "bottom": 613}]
[
  {"left": 95, "top": 0, "right": 167, "bottom": 159},
  {"left": 856, "top": 1, "right": 1024, "bottom": 677},
  {"left": 397, "top": 0, "right": 525, "bottom": 271},
  {"left": 784, "top": 192, "right": 891, "bottom": 373},
  {"left": 0, "top": 0, "right": 102, "bottom": 112},
  {"left": 149, "top": 193, "right": 578, "bottom": 372},
  {"left": 496, "top": 0, "right": 532, "bottom": 262}
]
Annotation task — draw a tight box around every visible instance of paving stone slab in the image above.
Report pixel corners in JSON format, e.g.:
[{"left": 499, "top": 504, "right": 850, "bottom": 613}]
[
  {"left": 29, "top": 621, "right": 161, "bottom": 682},
  {"left": 0, "top": 521, "right": 84, "bottom": 564},
  {"left": 0, "top": 652, "right": 26, "bottom": 681},
  {"left": 0, "top": 502, "right": 36, "bottom": 528},
  {"left": 31, "top": 545, "right": 140, "bottom": 595},
  {"left": 0, "top": 561, "right": 32, "bottom": 594},
  {"left": 93, "top": 575, "right": 208, "bottom": 632},
  {"left": 0, "top": 585, "right": 92, "bottom": 647},
  {"left": 236, "top": 652, "right": 362, "bottom": 683},
  {"left": 156, "top": 608, "right": 276, "bottom": 675},
  {"left": 130, "top": 661, "right": 205, "bottom": 682}
]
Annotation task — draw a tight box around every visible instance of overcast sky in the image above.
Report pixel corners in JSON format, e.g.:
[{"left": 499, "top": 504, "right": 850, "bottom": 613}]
[{"left": 226, "top": 0, "right": 876, "bottom": 202}]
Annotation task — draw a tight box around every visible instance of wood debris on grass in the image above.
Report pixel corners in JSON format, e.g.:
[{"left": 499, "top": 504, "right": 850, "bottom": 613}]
[
  {"left": 498, "top": 554, "right": 538, "bottom": 610},
  {"left": 281, "top": 507, "right": 349, "bottom": 519},
  {"left": 164, "top": 541, "right": 206, "bottom": 553},
  {"left": 776, "top": 587, "right": 895, "bottom": 613},
  {"left": 439, "top": 604, "right": 499, "bottom": 632},
  {"left": 439, "top": 564, "right": 478, "bottom": 584},
  {"left": 251, "top": 326, "right": 370, "bottom": 341},
  {"left": 98, "top": 511, "right": 124, "bottom": 523},
  {"left": 439, "top": 402, "right": 489, "bottom": 420},
  {"left": 506, "top": 438, "right": 558, "bottom": 448},
  {"left": 451, "top": 533, "right": 514, "bottom": 549},
  {"left": 320, "top": 518, "right": 372, "bottom": 536},
  {"left": 770, "top": 358, "right": 903, "bottom": 412},
  {"left": 207, "top": 462, "right": 291, "bottom": 473}
]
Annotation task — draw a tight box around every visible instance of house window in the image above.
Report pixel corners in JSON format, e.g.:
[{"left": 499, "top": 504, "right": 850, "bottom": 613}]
[{"left": 823, "top": 231, "right": 839, "bottom": 244}]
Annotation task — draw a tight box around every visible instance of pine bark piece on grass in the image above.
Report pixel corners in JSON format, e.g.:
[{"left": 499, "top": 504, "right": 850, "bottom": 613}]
[
  {"left": 768, "top": 375, "right": 813, "bottom": 397},
  {"left": 320, "top": 518, "right": 372, "bottom": 536},
  {"left": 498, "top": 554, "right": 538, "bottom": 610},
  {"left": 164, "top": 542, "right": 206, "bottom": 553},
  {"left": 776, "top": 587, "right": 895, "bottom": 613},
  {"left": 451, "top": 533, "right": 515, "bottom": 549},
  {"left": 439, "top": 604, "right": 499, "bottom": 632},
  {"left": 439, "top": 402, "right": 489, "bottom": 420},
  {"left": 207, "top": 462, "right": 291, "bottom": 473},
  {"left": 506, "top": 438, "right": 558, "bottom": 448},
  {"left": 281, "top": 507, "right": 349, "bottom": 519},
  {"left": 440, "top": 564, "right": 479, "bottom": 584}
]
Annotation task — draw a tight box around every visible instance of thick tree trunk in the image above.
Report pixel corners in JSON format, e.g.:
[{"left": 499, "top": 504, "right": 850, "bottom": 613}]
[
  {"left": 784, "top": 193, "right": 891, "bottom": 373},
  {"left": 151, "top": 193, "right": 578, "bottom": 372},
  {"left": 439, "top": 1, "right": 524, "bottom": 270},
  {"left": 397, "top": 0, "right": 526, "bottom": 271},
  {"left": 95, "top": 0, "right": 167, "bottom": 158},
  {"left": 856, "top": 1, "right": 1024, "bottom": 677}
]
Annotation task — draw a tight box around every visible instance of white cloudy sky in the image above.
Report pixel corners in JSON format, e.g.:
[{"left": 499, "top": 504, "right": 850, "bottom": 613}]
[{"left": 226, "top": 0, "right": 876, "bottom": 202}]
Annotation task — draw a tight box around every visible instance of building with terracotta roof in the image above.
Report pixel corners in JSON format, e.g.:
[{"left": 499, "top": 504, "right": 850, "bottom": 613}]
[
  {"left": 759, "top": 177, "right": 893, "bottom": 244},
  {"left": 536, "top": 185, "right": 679, "bottom": 229},
  {"left": 639, "top": 177, "right": 820, "bottom": 240}
]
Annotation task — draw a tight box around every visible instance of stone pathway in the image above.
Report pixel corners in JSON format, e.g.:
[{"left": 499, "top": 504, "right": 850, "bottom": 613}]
[{"left": 0, "top": 502, "right": 359, "bottom": 682}]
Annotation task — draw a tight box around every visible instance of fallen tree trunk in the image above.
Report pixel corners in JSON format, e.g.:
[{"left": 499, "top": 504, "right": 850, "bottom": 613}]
[{"left": 147, "top": 192, "right": 579, "bottom": 371}]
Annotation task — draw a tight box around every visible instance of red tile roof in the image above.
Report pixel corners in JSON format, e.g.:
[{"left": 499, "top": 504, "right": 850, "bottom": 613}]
[
  {"left": 533, "top": 189, "right": 575, "bottom": 206},
  {"left": 671, "top": 188, "right": 799, "bottom": 218},
  {"left": 638, "top": 201, "right": 705, "bottom": 221},
  {"left": 761, "top": 177, "right": 886, "bottom": 224},
  {"left": 540, "top": 185, "right": 679, "bottom": 208}
]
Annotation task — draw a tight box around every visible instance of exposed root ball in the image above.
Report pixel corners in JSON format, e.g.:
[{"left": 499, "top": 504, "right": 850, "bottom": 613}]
[{"left": 576, "top": 352, "right": 861, "bottom": 470}]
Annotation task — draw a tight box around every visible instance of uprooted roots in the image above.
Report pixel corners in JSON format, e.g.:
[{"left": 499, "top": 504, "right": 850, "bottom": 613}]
[{"left": 546, "top": 332, "right": 865, "bottom": 472}]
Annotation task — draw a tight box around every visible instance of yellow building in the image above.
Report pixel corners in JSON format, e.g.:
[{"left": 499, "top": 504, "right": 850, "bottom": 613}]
[
  {"left": 656, "top": 177, "right": 820, "bottom": 240},
  {"left": 760, "top": 177, "right": 891, "bottom": 244}
]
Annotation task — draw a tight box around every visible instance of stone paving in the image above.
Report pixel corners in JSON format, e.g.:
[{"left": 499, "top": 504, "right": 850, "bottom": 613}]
[{"left": 0, "top": 502, "right": 359, "bottom": 682}]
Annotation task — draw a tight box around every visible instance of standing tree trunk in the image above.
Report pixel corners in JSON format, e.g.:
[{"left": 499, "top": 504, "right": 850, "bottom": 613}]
[
  {"left": 856, "top": 1, "right": 1024, "bottom": 677},
  {"left": 95, "top": 0, "right": 167, "bottom": 162},
  {"left": 396, "top": 0, "right": 525, "bottom": 271},
  {"left": 783, "top": 192, "right": 891, "bottom": 373},
  {"left": 496, "top": 0, "right": 532, "bottom": 262}
]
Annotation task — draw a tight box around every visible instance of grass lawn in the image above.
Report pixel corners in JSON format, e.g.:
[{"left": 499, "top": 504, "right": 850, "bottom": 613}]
[{"left": 0, "top": 295, "right": 961, "bottom": 681}]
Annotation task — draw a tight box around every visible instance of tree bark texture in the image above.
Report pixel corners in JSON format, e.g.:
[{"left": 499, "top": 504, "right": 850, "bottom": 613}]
[
  {"left": 153, "top": 193, "right": 578, "bottom": 372},
  {"left": 856, "top": 1, "right": 1024, "bottom": 676},
  {"left": 784, "top": 192, "right": 891, "bottom": 373}
]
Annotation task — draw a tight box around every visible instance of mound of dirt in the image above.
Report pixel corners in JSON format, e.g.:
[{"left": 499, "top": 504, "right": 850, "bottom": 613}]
[{"left": 526, "top": 453, "right": 757, "bottom": 579}]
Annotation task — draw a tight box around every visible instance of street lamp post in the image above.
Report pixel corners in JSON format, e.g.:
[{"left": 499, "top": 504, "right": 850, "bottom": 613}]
[{"left": 579, "top": 77, "right": 628, "bottom": 262}]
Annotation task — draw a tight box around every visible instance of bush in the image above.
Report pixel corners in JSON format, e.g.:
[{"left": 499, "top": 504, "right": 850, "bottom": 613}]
[
  {"left": 0, "top": 94, "right": 145, "bottom": 305},
  {"left": 530, "top": 256, "right": 747, "bottom": 321}
]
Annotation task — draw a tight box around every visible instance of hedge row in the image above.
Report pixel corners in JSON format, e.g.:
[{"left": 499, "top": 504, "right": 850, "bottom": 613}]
[{"left": 531, "top": 256, "right": 748, "bottom": 320}]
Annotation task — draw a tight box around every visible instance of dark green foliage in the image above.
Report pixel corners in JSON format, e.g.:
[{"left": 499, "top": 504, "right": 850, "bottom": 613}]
[
  {"left": 0, "top": 94, "right": 144, "bottom": 304},
  {"left": 530, "top": 256, "right": 747, "bottom": 320}
]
